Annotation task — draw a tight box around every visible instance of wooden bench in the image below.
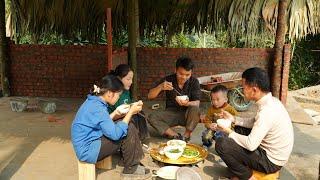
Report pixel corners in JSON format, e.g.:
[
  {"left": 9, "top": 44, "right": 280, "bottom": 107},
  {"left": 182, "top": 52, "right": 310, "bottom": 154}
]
[
  {"left": 78, "top": 156, "right": 112, "bottom": 180},
  {"left": 252, "top": 170, "right": 280, "bottom": 180}
]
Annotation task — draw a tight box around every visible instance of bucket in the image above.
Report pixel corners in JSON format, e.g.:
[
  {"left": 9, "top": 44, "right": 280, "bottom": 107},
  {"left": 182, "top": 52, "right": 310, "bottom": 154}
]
[
  {"left": 39, "top": 100, "right": 56, "bottom": 114},
  {"left": 10, "top": 98, "right": 28, "bottom": 112}
]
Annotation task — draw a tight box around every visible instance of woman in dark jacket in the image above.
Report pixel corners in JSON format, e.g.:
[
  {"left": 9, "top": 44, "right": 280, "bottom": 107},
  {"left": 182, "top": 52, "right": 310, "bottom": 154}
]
[{"left": 108, "top": 64, "right": 149, "bottom": 141}]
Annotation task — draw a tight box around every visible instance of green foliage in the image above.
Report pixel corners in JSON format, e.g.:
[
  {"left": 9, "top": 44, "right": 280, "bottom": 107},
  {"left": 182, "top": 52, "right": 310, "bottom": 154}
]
[
  {"left": 15, "top": 33, "right": 92, "bottom": 45},
  {"left": 289, "top": 35, "right": 320, "bottom": 90},
  {"left": 168, "top": 30, "right": 274, "bottom": 48},
  {"left": 170, "top": 33, "right": 197, "bottom": 48},
  {"left": 5, "top": 0, "right": 10, "bottom": 22},
  {"left": 140, "top": 28, "right": 166, "bottom": 47},
  {"left": 113, "top": 30, "right": 128, "bottom": 47},
  {"left": 200, "top": 31, "right": 230, "bottom": 48}
]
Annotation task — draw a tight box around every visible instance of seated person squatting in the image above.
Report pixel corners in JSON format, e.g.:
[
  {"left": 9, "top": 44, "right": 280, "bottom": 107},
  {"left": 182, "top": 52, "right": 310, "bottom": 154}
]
[{"left": 201, "top": 85, "right": 237, "bottom": 147}]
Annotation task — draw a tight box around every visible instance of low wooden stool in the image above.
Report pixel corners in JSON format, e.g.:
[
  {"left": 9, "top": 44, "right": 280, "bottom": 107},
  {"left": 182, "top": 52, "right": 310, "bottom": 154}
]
[
  {"left": 252, "top": 170, "right": 280, "bottom": 180},
  {"left": 78, "top": 156, "right": 112, "bottom": 180}
]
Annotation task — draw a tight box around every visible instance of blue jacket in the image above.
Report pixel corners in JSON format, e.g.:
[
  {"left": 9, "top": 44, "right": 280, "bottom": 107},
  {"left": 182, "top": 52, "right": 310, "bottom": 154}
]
[{"left": 71, "top": 95, "right": 128, "bottom": 163}]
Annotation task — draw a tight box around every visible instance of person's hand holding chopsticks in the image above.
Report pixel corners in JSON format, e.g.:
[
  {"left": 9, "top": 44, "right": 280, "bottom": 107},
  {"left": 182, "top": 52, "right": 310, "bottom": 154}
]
[{"left": 160, "top": 81, "right": 174, "bottom": 91}]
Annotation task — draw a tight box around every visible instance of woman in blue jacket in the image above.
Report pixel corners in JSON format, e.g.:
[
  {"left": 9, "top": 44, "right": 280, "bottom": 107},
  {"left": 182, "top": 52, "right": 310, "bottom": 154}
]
[{"left": 71, "top": 75, "right": 150, "bottom": 178}]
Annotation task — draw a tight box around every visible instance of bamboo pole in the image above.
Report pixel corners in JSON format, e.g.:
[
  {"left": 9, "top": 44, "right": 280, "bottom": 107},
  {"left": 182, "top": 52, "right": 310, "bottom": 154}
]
[
  {"left": 0, "top": 0, "right": 9, "bottom": 96},
  {"left": 128, "top": 0, "right": 138, "bottom": 100},
  {"left": 272, "top": 0, "right": 288, "bottom": 99}
]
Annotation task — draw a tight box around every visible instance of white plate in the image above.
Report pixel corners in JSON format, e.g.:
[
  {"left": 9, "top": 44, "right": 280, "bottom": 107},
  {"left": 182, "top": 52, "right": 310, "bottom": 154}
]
[
  {"left": 176, "top": 167, "right": 201, "bottom": 180},
  {"left": 155, "top": 166, "right": 180, "bottom": 179}
]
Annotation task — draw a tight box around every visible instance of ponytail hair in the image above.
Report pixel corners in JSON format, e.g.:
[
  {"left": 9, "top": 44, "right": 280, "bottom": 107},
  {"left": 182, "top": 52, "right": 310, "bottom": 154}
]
[
  {"left": 109, "top": 64, "right": 132, "bottom": 79},
  {"left": 90, "top": 75, "right": 124, "bottom": 96}
]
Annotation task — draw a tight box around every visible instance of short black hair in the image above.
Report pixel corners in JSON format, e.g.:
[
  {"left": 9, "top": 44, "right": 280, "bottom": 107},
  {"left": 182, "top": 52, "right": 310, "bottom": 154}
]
[
  {"left": 211, "top": 85, "right": 228, "bottom": 94},
  {"left": 176, "top": 57, "right": 194, "bottom": 71},
  {"left": 242, "top": 67, "right": 270, "bottom": 92},
  {"left": 90, "top": 75, "right": 124, "bottom": 96}
]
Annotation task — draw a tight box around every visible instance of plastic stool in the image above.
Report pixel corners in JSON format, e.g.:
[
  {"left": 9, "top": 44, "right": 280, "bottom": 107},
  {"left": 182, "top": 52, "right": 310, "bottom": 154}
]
[{"left": 252, "top": 170, "right": 280, "bottom": 180}]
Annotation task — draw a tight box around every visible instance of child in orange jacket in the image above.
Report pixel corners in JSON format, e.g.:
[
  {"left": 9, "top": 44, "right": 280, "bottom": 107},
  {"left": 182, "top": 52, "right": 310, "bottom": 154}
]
[{"left": 201, "top": 85, "right": 237, "bottom": 147}]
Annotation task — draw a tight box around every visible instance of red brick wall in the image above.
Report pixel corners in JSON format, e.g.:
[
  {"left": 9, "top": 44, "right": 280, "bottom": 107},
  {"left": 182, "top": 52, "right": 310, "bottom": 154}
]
[
  {"left": 8, "top": 42, "right": 127, "bottom": 98},
  {"left": 136, "top": 47, "right": 275, "bottom": 99},
  {"left": 112, "top": 48, "right": 128, "bottom": 69},
  {"left": 7, "top": 44, "right": 284, "bottom": 98}
]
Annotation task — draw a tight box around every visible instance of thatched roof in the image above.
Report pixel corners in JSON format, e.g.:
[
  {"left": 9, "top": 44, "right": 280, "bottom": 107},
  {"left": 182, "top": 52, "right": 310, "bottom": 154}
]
[
  {"left": 7, "top": 0, "right": 320, "bottom": 43},
  {"left": 9, "top": 0, "right": 108, "bottom": 42}
]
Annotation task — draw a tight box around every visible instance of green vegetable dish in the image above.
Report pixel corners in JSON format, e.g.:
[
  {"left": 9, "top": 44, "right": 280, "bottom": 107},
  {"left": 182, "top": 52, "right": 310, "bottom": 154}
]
[
  {"left": 182, "top": 148, "right": 199, "bottom": 158},
  {"left": 169, "top": 149, "right": 181, "bottom": 153}
]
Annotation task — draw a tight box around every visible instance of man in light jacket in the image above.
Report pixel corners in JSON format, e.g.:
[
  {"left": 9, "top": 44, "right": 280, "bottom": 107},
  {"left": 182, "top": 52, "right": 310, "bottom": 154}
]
[{"left": 214, "top": 67, "right": 294, "bottom": 180}]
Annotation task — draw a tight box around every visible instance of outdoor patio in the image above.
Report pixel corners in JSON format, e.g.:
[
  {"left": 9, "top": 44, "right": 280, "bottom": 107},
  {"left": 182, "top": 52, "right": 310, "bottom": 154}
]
[
  {"left": 1, "top": 0, "right": 320, "bottom": 179},
  {"left": 0, "top": 95, "right": 319, "bottom": 180}
]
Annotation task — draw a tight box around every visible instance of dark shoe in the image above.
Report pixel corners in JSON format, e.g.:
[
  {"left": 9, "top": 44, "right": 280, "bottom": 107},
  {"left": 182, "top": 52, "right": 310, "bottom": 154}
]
[
  {"left": 183, "top": 136, "right": 190, "bottom": 142},
  {"left": 118, "top": 158, "right": 125, "bottom": 167},
  {"left": 121, "top": 165, "right": 151, "bottom": 179},
  {"left": 202, "top": 140, "right": 212, "bottom": 148},
  {"left": 173, "top": 133, "right": 184, "bottom": 140}
]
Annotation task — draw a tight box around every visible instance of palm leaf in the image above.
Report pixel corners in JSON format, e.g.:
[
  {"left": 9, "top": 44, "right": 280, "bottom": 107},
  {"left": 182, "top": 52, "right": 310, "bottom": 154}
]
[{"left": 7, "top": 0, "right": 320, "bottom": 44}]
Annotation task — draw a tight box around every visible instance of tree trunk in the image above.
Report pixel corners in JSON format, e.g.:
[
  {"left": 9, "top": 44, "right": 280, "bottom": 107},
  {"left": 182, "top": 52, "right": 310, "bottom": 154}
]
[
  {"left": 128, "top": 0, "right": 138, "bottom": 100},
  {"left": 272, "top": 0, "right": 288, "bottom": 99},
  {"left": 135, "top": 0, "right": 140, "bottom": 45},
  {"left": 280, "top": 44, "right": 291, "bottom": 104},
  {"left": 0, "top": 0, "right": 9, "bottom": 96},
  {"left": 105, "top": 8, "right": 112, "bottom": 73}
]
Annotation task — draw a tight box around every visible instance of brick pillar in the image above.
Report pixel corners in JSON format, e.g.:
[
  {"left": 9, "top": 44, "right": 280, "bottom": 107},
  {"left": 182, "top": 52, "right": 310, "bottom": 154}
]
[{"left": 280, "top": 44, "right": 291, "bottom": 104}]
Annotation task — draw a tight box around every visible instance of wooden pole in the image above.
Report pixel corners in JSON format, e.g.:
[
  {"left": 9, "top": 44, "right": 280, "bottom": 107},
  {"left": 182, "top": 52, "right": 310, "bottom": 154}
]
[
  {"left": 280, "top": 44, "right": 291, "bottom": 105},
  {"left": 128, "top": 0, "right": 138, "bottom": 100},
  {"left": 0, "top": 0, "right": 9, "bottom": 96},
  {"left": 105, "top": 8, "right": 112, "bottom": 73},
  {"left": 272, "top": 0, "right": 288, "bottom": 99},
  {"left": 135, "top": 0, "right": 140, "bottom": 45}
]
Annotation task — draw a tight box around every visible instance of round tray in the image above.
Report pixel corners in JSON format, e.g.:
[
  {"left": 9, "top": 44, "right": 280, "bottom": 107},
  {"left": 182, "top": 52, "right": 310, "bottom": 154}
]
[{"left": 150, "top": 143, "right": 208, "bottom": 165}]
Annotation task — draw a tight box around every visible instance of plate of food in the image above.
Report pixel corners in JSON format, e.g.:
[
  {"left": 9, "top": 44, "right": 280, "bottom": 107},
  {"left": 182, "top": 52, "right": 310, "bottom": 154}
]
[
  {"left": 163, "top": 146, "right": 184, "bottom": 160},
  {"left": 182, "top": 147, "right": 200, "bottom": 159},
  {"left": 150, "top": 143, "right": 207, "bottom": 165}
]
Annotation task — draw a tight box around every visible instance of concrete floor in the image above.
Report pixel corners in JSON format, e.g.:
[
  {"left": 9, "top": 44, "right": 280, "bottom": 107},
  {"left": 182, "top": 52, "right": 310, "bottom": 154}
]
[{"left": 0, "top": 96, "right": 319, "bottom": 180}]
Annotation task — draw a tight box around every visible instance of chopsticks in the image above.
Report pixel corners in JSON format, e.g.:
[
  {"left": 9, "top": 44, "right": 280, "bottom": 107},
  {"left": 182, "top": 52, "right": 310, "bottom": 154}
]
[
  {"left": 172, "top": 87, "right": 183, "bottom": 96},
  {"left": 166, "top": 81, "right": 183, "bottom": 95},
  {"left": 124, "top": 102, "right": 146, "bottom": 118}
]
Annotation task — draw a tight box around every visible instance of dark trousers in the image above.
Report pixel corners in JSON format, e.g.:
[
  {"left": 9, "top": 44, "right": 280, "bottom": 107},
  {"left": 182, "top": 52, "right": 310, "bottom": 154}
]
[
  {"left": 131, "top": 113, "right": 149, "bottom": 141},
  {"left": 148, "top": 106, "right": 200, "bottom": 135},
  {"left": 97, "top": 122, "right": 144, "bottom": 173},
  {"left": 215, "top": 126, "right": 281, "bottom": 180}
]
